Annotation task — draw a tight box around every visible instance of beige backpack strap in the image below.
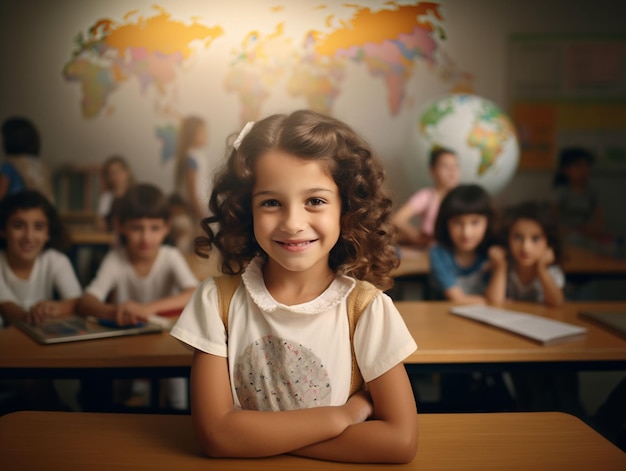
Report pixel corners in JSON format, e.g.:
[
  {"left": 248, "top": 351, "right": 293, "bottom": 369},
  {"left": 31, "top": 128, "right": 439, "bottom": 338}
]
[
  {"left": 214, "top": 275, "right": 242, "bottom": 333},
  {"left": 347, "top": 280, "right": 379, "bottom": 396}
]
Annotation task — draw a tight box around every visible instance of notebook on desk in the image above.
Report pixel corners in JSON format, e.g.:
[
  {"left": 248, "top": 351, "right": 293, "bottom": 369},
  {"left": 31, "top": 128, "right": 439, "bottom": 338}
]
[
  {"left": 449, "top": 305, "right": 587, "bottom": 346},
  {"left": 16, "top": 316, "right": 163, "bottom": 345},
  {"left": 579, "top": 311, "right": 626, "bottom": 339}
]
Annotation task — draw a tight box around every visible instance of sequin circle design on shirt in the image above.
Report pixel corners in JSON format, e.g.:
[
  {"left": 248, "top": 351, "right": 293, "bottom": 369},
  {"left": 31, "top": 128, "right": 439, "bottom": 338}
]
[{"left": 234, "top": 335, "right": 331, "bottom": 411}]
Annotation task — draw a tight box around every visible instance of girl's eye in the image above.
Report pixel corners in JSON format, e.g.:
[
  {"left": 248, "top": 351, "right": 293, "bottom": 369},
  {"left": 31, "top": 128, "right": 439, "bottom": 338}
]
[
  {"left": 532, "top": 235, "right": 543, "bottom": 243},
  {"left": 260, "top": 199, "right": 280, "bottom": 207},
  {"left": 307, "top": 198, "right": 325, "bottom": 206}
]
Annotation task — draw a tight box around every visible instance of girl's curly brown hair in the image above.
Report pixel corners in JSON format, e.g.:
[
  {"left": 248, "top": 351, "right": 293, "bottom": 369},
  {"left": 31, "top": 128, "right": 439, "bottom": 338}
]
[{"left": 196, "top": 109, "right": 399, "bottom": 290}]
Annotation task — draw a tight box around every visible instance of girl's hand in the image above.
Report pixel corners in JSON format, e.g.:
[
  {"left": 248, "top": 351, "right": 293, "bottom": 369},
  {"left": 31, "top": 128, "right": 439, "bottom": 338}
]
[
  {"left": 343, "top": 390, "right": 373, "bottom": 426},
  {"left": 539, "top": 247, "right": 555, "bottom": 268},
  {"left": 488, "top": 245, "right": 507, "bottom": 269},
  {"left": 28, "top": 301, "right": 60, "bottom": 325}
]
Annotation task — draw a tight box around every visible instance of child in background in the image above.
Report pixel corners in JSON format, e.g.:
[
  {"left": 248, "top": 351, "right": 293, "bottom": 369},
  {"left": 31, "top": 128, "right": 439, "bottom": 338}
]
[
  {"left": 0, "top": 190, "right": 81, "bottom": 327},
  {"left": 552, "top": 147, "right": 603, "bottom": 242},
  {"left": 428, "top": 183, "right": 498, "bottom": 303},
  {"left": 392, "top": 146, "right": 460, "bottom": 247},
  {"left": 488, "top": 201, "right": 583, "bottom": 418},
  {"left": 0, "top": 190, "right": 81, "bottom": 412},
  {"left": 428, "top": 184, "right": 513, "bottom": 412},
  {"left": 171, "top": 110, "right": 418, "bottom": 463},
  {"left": 487, "top": 200, "right": 564, "bottom": 307},
  {"left": 96, "top": 155, "right": 134, "bottom": 232},
  {"left": 0, "top": 117, "right": 54, "bottom": 202},
  {"left": 171, "top": 116, "right": 210, "bottom": 252},
  {"left": 77, "top": 183, "right": 198, "bottom": 410}
]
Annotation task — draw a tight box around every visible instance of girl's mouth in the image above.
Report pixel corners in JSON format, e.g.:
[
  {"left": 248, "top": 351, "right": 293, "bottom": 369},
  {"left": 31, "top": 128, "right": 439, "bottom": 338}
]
[{"left": 276, "top": 239, "right": 316, "bottom": 251}]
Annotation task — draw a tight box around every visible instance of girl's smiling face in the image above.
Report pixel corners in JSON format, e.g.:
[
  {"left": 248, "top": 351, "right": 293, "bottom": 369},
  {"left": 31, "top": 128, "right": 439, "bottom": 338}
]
[
  {"left": 1, "top": 208, "right": 49, "bottom": 265},
  {"left": 252, "top": 149, "right": 342, "bottom": 280}
]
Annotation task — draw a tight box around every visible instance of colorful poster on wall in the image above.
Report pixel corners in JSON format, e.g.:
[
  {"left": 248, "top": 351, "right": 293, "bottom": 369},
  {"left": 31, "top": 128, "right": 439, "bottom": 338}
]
[{"left": 508, "top": 34, "right": 626, "bottom": 171}]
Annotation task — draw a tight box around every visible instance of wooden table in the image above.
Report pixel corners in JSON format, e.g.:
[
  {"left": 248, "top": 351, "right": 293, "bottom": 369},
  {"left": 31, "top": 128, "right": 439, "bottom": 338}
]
[
  {"left": 68, "top": 225, "right": 115, "bottom": 246},
  {"left": 398, "top": 301, "right": 626, "bottom": 372},
  {"left": 0, "top": 411, "right": 623, "bottom": 470},
  {"left": 0, "top": 327, "right": 191, "bottom": 379}
]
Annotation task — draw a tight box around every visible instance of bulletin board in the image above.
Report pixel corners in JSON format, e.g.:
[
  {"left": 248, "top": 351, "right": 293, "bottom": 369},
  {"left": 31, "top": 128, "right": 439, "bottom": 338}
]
[{"left": 507, "top": 34, "right": 626, "bottom": 171}]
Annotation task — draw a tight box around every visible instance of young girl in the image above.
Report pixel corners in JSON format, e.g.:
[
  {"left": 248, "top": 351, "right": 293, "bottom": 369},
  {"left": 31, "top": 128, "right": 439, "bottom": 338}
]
[
  {"left": 552, "top": 147, "right": 603, "bottom": 242},
  {"left": 489, "top": 201, "right": 581, "bottom": 418},
  {"left": 487, "top": 200, "right": 565, "bottom": 307},
  {"left": 0, "top": 189, "right": 81, "bottom": 327},
  {"left": 0, "top": 117, "right": 54, "bottom": 202},
  {"left": 171, "top": 110, "right": 418, "bottom": 463},
  {"left": 428, "top": 183, "right": 497, "bottom": 303},
  {"left": 392, "top": 146, "right": 460, "bottom": 247},
  {"left": 96, "top": 155, "right": 134, "bottom": 232}
]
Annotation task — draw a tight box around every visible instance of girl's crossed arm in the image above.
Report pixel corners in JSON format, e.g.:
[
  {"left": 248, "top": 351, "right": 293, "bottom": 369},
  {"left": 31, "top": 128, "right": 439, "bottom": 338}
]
[
  {"left": 290, "top": 363, "right": 418, "bottom": 463},
  {"left": 190, "top": 350, "right": 417, "bottom": 463}
]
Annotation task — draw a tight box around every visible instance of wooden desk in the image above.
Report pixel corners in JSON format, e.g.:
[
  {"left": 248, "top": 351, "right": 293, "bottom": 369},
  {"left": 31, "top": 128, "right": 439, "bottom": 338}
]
[
  {"left": 68, "top": 225, "right": 115, "bottom": 246},
  {"left": 0, "top": 411, "right": 623, "bottom": 470},
  {"left": 561, "top": 246, "right": 626, "bottom": 277},
  {"left": 392, "top": 246, "right": 430, "bottom": 278},
  {"left": 398, "top": 301, "right": 626, "bottom": 371},
  {"left": 0, "top": 326, "right": 192, "bottom": 379},
  {"left": 2, "top": 301, "right": 625, "bottom": 379}
]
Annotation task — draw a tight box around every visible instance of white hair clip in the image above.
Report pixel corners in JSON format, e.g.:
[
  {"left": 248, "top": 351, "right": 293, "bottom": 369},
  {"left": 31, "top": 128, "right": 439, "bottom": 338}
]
[{"left": 233, "top": 121, "right": 255, "bottom": 150}]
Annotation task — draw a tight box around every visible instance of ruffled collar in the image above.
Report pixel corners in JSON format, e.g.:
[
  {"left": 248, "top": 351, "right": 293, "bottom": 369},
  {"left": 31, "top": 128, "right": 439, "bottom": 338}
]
[{"left": 241, "top": 257, "right": 355, "bottom": 315}]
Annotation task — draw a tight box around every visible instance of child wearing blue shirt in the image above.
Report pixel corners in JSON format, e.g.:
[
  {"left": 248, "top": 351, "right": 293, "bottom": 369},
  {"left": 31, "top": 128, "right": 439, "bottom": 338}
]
[{"left": 428, "top": 184, "right": 498, "bottom": 302}]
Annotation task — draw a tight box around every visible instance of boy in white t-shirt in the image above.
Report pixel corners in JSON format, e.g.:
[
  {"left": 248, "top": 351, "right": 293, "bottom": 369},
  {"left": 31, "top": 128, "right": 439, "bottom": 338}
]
[{"left": 77, "top": 183, "right": 198, "bottom": 410}]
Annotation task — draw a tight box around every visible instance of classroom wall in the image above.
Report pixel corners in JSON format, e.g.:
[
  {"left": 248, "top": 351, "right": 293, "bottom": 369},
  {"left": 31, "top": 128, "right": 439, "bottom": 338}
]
[{"left": 1, "top": 0, "right": 625, "bottom": 232}]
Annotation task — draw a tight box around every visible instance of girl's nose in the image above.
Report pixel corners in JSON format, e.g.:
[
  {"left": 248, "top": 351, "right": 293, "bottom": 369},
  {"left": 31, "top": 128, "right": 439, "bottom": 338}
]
[{"left": 281, "top": 207, "right": 306, "bottom": 234}]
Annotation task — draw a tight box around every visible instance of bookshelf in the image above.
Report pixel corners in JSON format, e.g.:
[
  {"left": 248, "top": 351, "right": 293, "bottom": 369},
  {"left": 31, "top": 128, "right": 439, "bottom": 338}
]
[{"left": 53, "top": 164, "right": 102, "bottom": 223}]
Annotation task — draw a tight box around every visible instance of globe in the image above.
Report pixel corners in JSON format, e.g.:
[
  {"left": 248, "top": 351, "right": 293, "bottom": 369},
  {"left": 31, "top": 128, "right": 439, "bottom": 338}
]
[{"left": 407, "top": 93, "right": 520, "bottom": 194}]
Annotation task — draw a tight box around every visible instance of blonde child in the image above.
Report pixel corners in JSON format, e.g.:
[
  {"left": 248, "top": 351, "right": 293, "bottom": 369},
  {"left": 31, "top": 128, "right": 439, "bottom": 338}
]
[
  {"left": 0, "top": 189, "right": 81, "bottom": 326},
  {"left": 487, "top": 200, "right": 564, "bottom": 307},
  {"left": 77, "top": 183, "right": 198, "bottom": 409},
  {"left": 169, "top": 116, "right": 210, "bottom": 253},
  {"left": 171, "top": 110, "right": 418, "bottom": 463},
  {"left": 96, "top": 155, "right": 134, "bottom": 232},
  {"left": 428, "top": 183, "right": 498, "bottom": 303},
  {"left": 392, "top": 146, "right": 460, "bottom": 247}
]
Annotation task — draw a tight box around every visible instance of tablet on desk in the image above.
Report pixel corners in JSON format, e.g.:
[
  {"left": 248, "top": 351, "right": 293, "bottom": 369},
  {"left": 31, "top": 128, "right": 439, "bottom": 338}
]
[{"left": 16, "top": 316, "right": 163, "bottom": 345}]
